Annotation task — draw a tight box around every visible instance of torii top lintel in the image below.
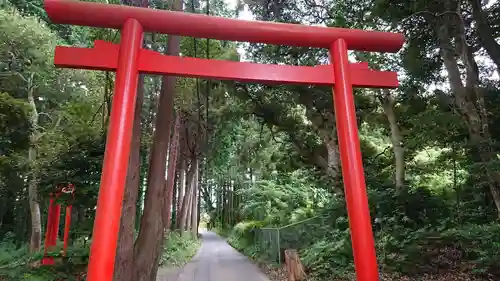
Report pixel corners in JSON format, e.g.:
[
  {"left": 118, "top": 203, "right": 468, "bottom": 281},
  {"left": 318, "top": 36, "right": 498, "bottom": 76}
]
[{"left": 44, "top": 0, "right": 404, "bottom": 53}]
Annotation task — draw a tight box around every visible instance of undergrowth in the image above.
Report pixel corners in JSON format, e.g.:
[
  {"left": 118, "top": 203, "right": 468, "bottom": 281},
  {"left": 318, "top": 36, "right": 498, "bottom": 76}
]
[
  {"left": 0, "top": 231, "right": 200, "bottom": 280},
  {"left": 160, "top": 231, "right": 201, "bottom": 268},
  {"left": 226, "top": 221, "right": 500, "bottom": 281},
  {"left": 0, "top": 233, "right": 89, "bottom": 281}
]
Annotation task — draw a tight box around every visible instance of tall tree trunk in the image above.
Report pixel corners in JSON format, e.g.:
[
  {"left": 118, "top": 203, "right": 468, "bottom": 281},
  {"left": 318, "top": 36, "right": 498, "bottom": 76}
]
[
  {"left": 185, "top": 189, "right": 192, "bottom": 232},
  {"left": 468, "top": 0, "right": 500, "bottom": 75},
  {"left": 27, "top": 73, "right": 41, "bottom": 252},
  {"left": 378, "top": 90, "right": 405, "bottom": 190},
  {"left": 217, "top": 183, "right": 222, "bottom": 226},
  {"left": 133, "top": 84, "right": 173, "bottom": 281},
  {"left": 176, "top": 159, "right": 186, "bottom": 228},
  {"left": 300, "top": 96, "right": 340, "bottom": 189},
  {"left": 190, "top": 159, "right": 199, "bottom": 236},
  {"left": 233, "top": 182, "right": 239, "bottom": 223},
  {"left": 222, "top": 182, "right": 227, "bottom": 226},
  {"left": 186, "top": 177, "right": 194, "bottom": 232},
  {"left": 133, "top": 0, "right": 181, "bottom": 279},
  {"left": 175, "top": 133, "right": 187, "bottom": 228},
  {"left": 179, "top": 165, "right": 196, "bottom": 232},
  {"left": 164, "top": 114, "right": 181, "bottom": 230},
  {"left": 113, "top": 75, "right": 145, "bottom": 281},
  {"left": 436, "top": 9, "right": 500, "bottom": 215},
  {"left": 137, "top": 152, "right": 149, "bottom": 228},
  {"left": 171, "top": 173, "right": 178, "bottom": 229},
  {"left": 228, "top": 183, "right": 233, "bottom": 226}
]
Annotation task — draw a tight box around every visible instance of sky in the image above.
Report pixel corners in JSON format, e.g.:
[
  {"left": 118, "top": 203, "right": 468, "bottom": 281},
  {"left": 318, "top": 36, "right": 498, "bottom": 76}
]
[{"left": 223, "top": 0, "right": 254, "bottom": 20}]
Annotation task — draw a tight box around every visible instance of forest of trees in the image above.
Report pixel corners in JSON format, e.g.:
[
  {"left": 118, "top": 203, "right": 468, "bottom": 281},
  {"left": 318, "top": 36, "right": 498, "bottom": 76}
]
[{"left": 1, "top": 0, "right": 500, "bottom": 280}]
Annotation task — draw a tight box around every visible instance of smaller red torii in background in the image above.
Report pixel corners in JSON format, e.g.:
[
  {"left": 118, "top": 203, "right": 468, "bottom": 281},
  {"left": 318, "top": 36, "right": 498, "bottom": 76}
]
[
  {"left": 42, "top": 183, "right": 75, "bottom": 265},
  {"left": 43, "top": 1, "right": 404, "bottom": 280}
]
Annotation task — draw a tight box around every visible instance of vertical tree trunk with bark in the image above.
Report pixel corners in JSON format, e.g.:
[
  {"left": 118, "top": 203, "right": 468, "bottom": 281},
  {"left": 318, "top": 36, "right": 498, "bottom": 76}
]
[
  {"left": 378, "top": 90, "right": 405, "bottom": 190},
  {"left": 133, "top": 82, "right": 173, "bottom": 280},
  {"left": 113, "top": 75, "right": 145, "bottom": 281},
  {"left": 27, "top": 73, "right": 41, "bottom": 252},
  {"left": 175, "top": 139, "right": 186, "bottom": 228},
  {"left": 436, "top": 6, "right": 500, "bottom": 215},
  {"left": 164, "top": 114, "right": 181, "bottom": 230},
  {"left": 187, "top": 195, "right": 193, "bottom": 232},
  {"left": 133, "top": 0, "right": 182, "bottom": 279},
  {"left": 190, "top": 159, "right": 199, "bottom": 236},
  {"left": 185, "top": 189, "right": 192, "bottom": 232},
  {"left": 114, "top": 0, "right": 148, "bottom": 279},
  {"left": 171, "top": 174, "right": 178, "bottom": 229},
  {"left": 228, "top": 183, "right": 233, "bottom": 226},
  {"left": 468, "top": 0, "right": 500, "bottom": 74},
  {"left": 284, "top": 250, "right": 306, "bottom": 281},
  {"left": 216, "top": 184, "right": 222, "bottom": 226},
  {"left": 179, "top": 165, "right": 196, "bottom": 232},
  {"left": 301, "top": 98, "right": 341, "bottom": 189}
]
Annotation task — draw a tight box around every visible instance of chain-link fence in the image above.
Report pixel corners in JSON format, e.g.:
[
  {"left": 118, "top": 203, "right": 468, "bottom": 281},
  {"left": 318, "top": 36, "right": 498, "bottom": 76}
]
[{"left": 255, "top": 215, "right": 331, "bottom": 265}]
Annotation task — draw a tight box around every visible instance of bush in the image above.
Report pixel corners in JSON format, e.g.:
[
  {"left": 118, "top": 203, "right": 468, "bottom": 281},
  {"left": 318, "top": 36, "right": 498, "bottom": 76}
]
[
  {"left": 376, "top": 223, "right": 500, "bottom": 277},
  {"left": 0, "top": 233, "right": 89, "bottom": 281},
  {"left": 300, "top": 229, "right": 353, "bottom": 279},
  {"left": 160, "top": 231, "right": 201, "bottom": 267},
  {"left": 227, "top": 221, "right": 265, "bottom": 258},
  {"left": 439, "top": 224, "right": 500, "bottom": 276}
]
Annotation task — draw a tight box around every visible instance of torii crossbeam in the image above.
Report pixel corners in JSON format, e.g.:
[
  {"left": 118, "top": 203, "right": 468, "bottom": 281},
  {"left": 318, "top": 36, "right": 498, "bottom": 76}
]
[{"left": 43, "top": 1, "right": 404, "bottom": 281}]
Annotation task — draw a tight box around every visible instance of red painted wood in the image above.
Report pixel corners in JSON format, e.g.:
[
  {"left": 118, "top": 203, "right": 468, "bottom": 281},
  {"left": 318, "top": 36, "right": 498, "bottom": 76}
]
[
  {"left": 44, "top": 0, "right": 404, "bottom": 52},
  {"left": 54, "top": 41, "right": 399, "bottom": 88},
  {"left": 86, "top": 19, "right": 143, "bottom": 281},
  {"left": 330, "top": 39, "right": 379, "bottom": 281},
  {"left": 42, "top": 198, "right": 56, "bottom": 266},
  {"left": 62, "top": 205, "right": 72, "bottom": 256}
]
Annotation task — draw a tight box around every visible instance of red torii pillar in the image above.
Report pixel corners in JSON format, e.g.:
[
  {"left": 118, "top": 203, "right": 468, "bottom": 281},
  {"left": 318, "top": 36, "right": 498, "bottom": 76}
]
[
  {"left": 43, "top": 1, "right": 404, "bottom": 280},
  {"left": 42, "top": 183, "right": 75, "bottom": 265}
]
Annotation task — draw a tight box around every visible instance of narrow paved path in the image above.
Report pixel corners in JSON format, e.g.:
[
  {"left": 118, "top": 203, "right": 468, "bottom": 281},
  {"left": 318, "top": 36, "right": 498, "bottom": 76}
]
[{"left": 157, "top": 231, "right": 270, "bottom": 281}]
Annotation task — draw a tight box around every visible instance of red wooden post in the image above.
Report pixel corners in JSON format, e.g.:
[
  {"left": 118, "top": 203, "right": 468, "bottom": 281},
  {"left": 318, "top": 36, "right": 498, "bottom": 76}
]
[
  {"left": 330, "top": 39, "right": 379, "bottom": 281},
  {"left": 62, "top": 205, "right": 72, "bottom": 256},
  {"left": 42, "top": 197, "right": 56, "bottom": 265},
  {"left": 86, "top": 18, "right": 143, "bottom": 281},
  {"left": 43, "top": 194, "right": 60, "bottom": 265},
  {"left": 51, "top": 203, "right": 61, "bottom": 248}
]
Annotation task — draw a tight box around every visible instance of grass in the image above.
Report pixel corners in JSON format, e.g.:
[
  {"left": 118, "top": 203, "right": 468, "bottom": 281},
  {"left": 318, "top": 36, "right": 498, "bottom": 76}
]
[
  {"left": 0, "top": 234, "right": 89, "bottom": 281},
  {"left": 0, "top": 231, "right": 201, "bottom": 280},
  {"left": 160, "top": 231, "right": 201, "bottom": 268}
]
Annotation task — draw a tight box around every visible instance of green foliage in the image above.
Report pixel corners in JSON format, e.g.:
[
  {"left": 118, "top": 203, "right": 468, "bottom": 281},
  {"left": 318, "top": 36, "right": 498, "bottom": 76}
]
[
  {"left": 228, "top": 221, "right": 264, "bottom": 246},
  {"left": 0, "top": 233, "right": 32, "bottom": 268},
  {"left": 301, "top": 231, "right": 353, "bottom": 279},
  {"left": 0, "top": 233, "right": 89, "bottom": 281},
  {"left": 229, "top": 184, "right": 500, "bottom": 279},
  {"left": 160, "top": 232, "right": 201, "bottom": 268},
  {"left": 0, "top": 92, "right": 31, "bottom": 152},
  {"left": 0, "top": 5, "right": 106, "bottom": 244},
  {"left": 239, "top": 170, "right": 328, "bottom": 225},
  {"left": 226, "top": 221, "right": 266, "bottom": 259},
  {"left": 2, "top": 0, "right": 500, "bottom": 280}
]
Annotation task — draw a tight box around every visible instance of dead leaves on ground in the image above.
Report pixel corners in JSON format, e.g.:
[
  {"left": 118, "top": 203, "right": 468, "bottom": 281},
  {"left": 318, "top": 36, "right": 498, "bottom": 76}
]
[{"left": 258, "top": 263, "right": 494, "bottom": 281}]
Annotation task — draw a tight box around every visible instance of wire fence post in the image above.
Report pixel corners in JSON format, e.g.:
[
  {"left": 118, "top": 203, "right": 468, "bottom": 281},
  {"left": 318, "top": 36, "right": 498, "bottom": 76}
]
[
  {"left": 256, "top": 216, "right": 329, "bottom": 266},
  {"left": 277, "top": 228, "right": 281, "bottom": 264}
]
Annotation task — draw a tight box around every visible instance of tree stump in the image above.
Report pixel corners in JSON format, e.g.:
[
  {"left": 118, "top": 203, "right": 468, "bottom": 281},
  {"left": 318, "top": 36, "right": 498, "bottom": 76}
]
[{"left": 284, "top": 249, "right": 306, "bottom": 281}]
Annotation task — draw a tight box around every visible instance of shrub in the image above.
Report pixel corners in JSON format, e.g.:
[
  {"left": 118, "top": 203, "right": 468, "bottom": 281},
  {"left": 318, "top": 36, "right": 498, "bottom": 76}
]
[{"left": 160, "top": 231, "right": 201, "bottom": 267}]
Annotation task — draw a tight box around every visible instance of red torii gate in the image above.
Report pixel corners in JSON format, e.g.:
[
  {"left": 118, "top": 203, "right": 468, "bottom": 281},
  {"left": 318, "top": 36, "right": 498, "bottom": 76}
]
[{"left": 43, "top": 1, "right": 404, "bottom": 280}]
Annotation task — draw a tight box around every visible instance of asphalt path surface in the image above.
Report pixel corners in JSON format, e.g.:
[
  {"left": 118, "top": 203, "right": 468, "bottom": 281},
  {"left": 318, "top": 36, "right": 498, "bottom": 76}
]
[{"left": 157, "top": 231, "right": 270, "bottom": 281}]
